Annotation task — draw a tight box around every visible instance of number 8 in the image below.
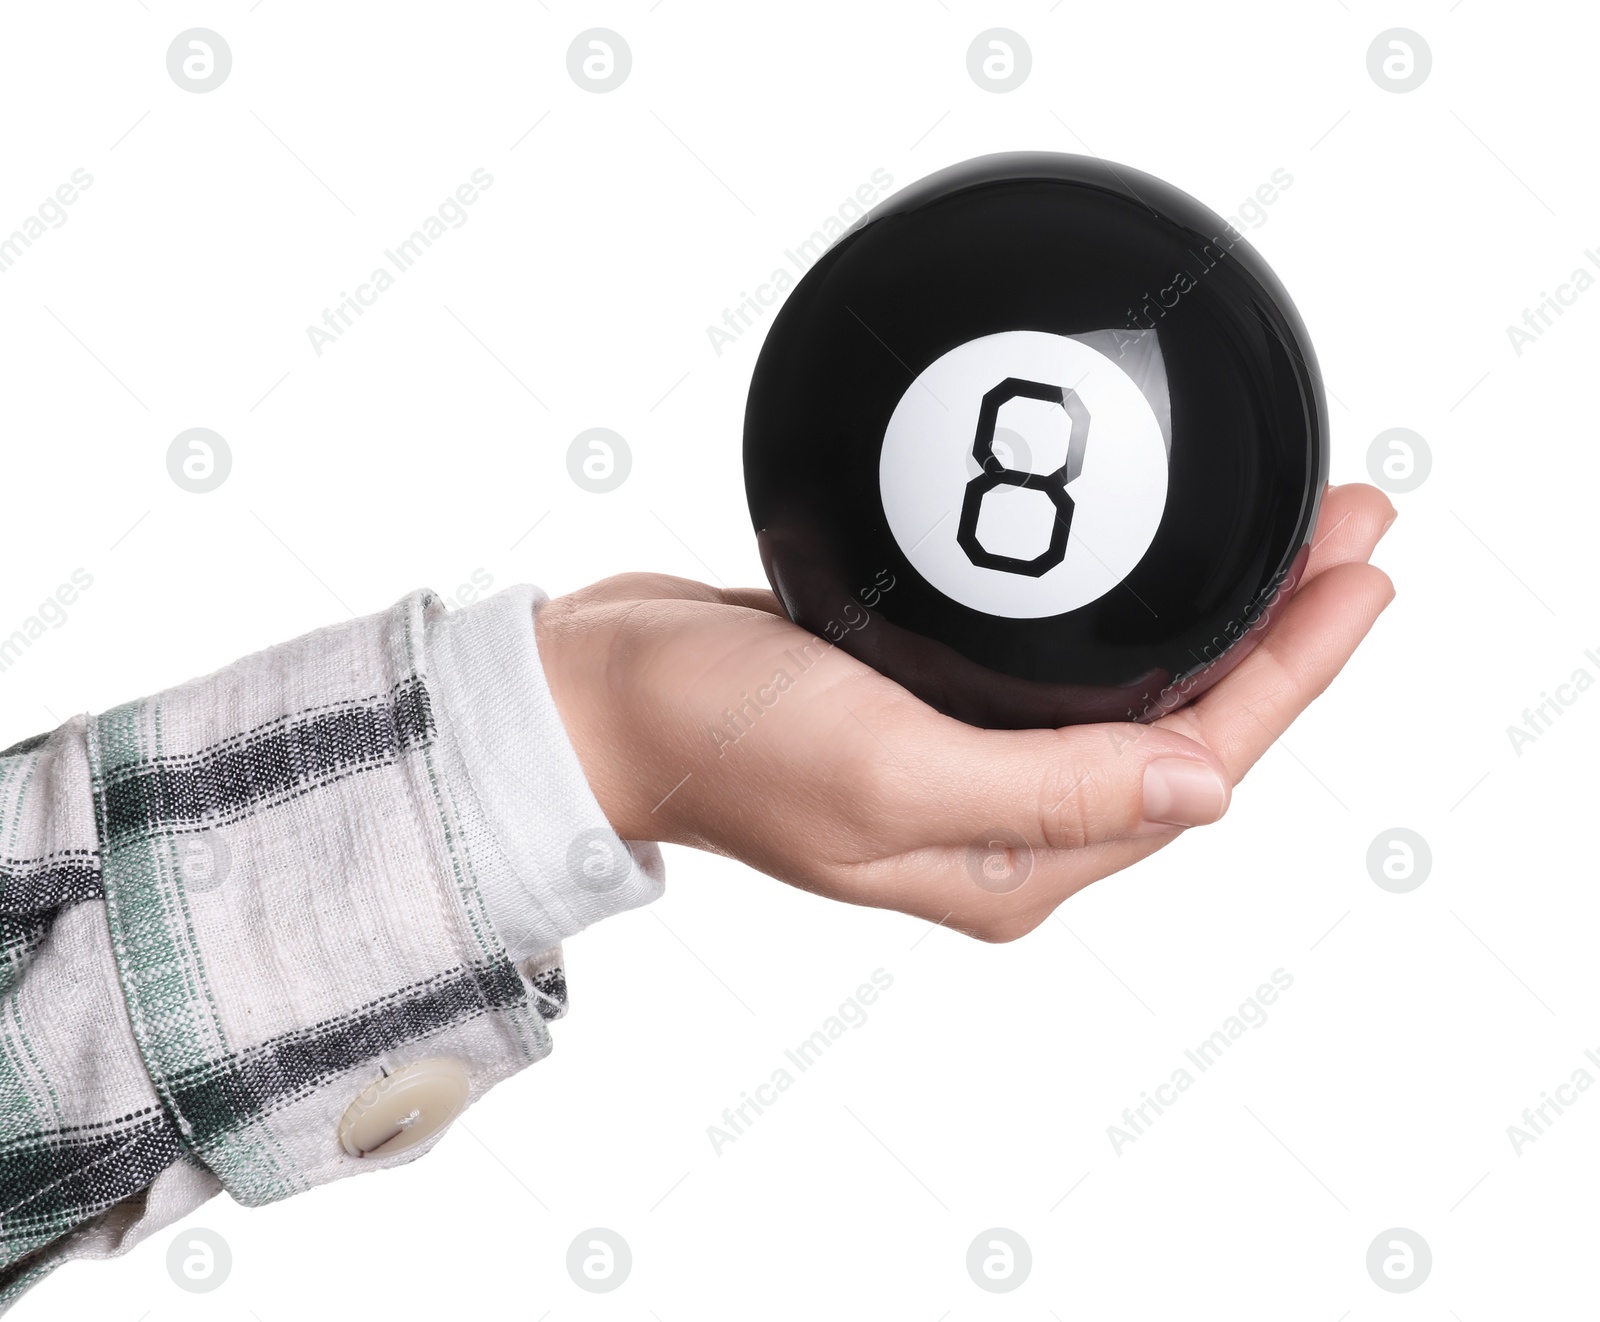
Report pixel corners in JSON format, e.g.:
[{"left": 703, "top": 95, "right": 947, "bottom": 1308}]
[{"left": 956, "top": 377, "right": 1089, "bottom": 577}]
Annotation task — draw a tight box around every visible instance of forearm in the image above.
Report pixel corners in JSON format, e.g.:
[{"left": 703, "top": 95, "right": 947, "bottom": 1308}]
[{"left": 0, "top": 584, "right": 660, "bottom": 1311}]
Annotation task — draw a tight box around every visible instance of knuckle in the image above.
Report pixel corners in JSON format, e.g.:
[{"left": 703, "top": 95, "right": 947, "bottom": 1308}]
[
  {"left": 1244, "top": 646, "right": 1304, "bottom": 717},
  {"left": 854, "top": 751, "right": 901, "bottom": 806},
  {"left": 1036, "top": 762, "right": 1102, "bottom": 852},
  {"left": 832, "top": 751, "right": 903, "bottom": 844}
]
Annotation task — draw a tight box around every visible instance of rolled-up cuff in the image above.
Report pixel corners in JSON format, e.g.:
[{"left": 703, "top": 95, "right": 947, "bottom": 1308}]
[{"left": 424, "top": 583, "right": 664, "bottom": 960}]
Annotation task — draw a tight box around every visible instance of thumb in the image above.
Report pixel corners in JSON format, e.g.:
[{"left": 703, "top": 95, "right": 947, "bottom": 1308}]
[{"left": 880, "top": 717, "right": 1232, "bottom": 853}]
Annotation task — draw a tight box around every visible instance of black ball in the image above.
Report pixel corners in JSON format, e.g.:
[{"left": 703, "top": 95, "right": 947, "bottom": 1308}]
[{"left": 743, "top": 152, "right": 1327, "bottom": 730}]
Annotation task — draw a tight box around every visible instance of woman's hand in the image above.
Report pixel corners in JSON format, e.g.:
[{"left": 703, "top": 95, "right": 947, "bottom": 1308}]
[{"left": 535, "top": 483, "right": 1396, "bottom": 941}]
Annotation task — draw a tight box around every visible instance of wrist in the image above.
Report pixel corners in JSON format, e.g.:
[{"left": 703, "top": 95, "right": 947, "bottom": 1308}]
[{"left": 534, "top": 594, "right": 651, "bottom": 842}]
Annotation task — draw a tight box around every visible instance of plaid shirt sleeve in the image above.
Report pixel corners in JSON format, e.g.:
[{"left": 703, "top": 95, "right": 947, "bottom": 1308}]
[{"left": 0, "top": 584, "right": 664, "bottom": 1310}]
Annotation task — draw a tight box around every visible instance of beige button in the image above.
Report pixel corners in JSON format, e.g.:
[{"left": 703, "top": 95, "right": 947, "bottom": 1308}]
[{"left": 338, "top": 1057, "right": 471, "bottom": 1158}]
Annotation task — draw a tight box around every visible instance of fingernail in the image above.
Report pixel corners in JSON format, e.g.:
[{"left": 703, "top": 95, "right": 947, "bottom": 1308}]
[
  {"left": 1143, "top": 758, "right": 1229, "bottom": 828},
  {"left": 1380, "top": 508, "right": 1398, "bottom": 538}
]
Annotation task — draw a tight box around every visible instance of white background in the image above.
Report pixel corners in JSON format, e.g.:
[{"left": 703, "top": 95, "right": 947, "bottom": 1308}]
[{"left": 2, "top": 2, "right": 1594, "bottom": 1318}]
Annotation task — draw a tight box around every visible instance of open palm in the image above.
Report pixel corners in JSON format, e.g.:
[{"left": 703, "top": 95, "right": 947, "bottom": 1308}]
[{"left": 536, "top": 482, "right": 1396, "bottom": 940}]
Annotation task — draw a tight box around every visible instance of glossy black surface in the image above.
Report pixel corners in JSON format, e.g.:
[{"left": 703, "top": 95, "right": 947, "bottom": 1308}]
[{"left": 743, "top": 152, "right": 1327, "bottom": 729}]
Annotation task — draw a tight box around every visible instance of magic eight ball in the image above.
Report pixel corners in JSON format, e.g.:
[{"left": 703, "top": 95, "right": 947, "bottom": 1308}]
[{"left": 742, "top": 152, "right": 1328, "bottom": 729}]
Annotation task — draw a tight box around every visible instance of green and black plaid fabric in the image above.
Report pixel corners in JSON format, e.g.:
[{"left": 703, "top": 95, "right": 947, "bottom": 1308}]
[{"left": 0, "top": 586, "right": 662, "bottom": 1311}]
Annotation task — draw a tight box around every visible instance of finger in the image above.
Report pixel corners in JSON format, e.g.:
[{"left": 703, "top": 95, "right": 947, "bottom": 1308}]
[
  {"left": 837, "top": 697, "right": 1234, "bottom": 856},
  {"left": 718, "top": 586, "right": 786, "bottom": 616},
  {"left": 1302, "top": 483, "right": 1396, "bottom": 585},
  {"left": 1156, "top": 559, "right": 1394, "bottom": 781}
]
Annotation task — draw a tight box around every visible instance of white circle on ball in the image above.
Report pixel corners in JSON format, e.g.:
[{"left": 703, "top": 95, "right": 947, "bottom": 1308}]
[{"left": 879, "top": 330, "right": 1169, "bottom": 619}]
